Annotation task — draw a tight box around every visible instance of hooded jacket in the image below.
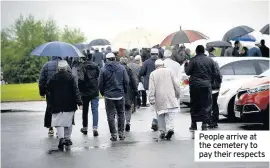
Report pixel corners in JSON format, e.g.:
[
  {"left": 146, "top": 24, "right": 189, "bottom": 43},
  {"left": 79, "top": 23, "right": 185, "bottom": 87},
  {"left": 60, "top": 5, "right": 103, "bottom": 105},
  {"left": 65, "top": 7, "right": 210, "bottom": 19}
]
[
  {"left": 139, "top": 55, "right": 158, "bottom": 90},
  {"left": 39, "top": 56, "right": 71, "bottom": 96},
  {"left": 78, "top": 60, "right": 100, "bottom": 99},
  {"left": 98, "top": 61, "right": 129, "bottom": 98}
]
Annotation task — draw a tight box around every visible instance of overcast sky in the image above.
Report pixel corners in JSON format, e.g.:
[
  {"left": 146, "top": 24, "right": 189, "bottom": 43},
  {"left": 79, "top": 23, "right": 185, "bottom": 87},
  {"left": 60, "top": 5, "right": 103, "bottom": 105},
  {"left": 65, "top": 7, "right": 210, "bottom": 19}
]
[{"left": 1, "top": 0, "right": 269, "bottom": 44}]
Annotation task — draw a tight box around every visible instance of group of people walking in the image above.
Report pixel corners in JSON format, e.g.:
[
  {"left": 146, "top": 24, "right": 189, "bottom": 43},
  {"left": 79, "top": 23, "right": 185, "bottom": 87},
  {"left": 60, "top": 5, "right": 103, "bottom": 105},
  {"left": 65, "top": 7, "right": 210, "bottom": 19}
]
[{"left": 38, "top": 42, "right": 224, "bottom": 151}]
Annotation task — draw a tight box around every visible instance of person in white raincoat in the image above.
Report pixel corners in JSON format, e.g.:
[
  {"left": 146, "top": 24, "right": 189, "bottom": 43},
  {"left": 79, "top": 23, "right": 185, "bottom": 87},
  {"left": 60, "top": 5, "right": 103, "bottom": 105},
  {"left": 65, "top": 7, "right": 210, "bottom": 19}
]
[{"left": 148, "top": 59, "right": 181, "bottom": 140}]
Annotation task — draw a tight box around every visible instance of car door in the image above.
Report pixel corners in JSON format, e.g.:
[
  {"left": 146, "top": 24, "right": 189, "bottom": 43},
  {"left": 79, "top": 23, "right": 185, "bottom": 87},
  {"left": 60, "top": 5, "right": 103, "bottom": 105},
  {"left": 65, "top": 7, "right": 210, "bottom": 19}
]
[
  {"left": 231, "top": 60, "right": 258, "bottom": 79},
  {"left": 256, "top": 60, "right": 270, "bottom": 74},
  {"left": 220, "top": 60, "right": 258, "bottom": 81},
  {"left": 220, "top": 63, "right": 235, "bottom": 81}
]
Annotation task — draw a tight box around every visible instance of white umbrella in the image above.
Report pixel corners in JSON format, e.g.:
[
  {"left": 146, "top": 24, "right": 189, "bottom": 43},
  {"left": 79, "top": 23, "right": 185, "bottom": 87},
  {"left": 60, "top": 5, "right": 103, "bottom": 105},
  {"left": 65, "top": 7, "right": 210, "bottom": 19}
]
[{"left": 111, "top": 27, "right": 164, "bottom": 49}]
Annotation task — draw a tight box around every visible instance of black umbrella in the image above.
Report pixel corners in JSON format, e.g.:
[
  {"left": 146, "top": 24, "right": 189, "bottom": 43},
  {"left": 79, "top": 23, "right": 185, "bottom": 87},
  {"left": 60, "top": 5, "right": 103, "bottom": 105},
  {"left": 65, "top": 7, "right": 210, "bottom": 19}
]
[
  {"left": 222, "top": 25, "right": 254, "bottom": 41},
  {"left": 260, "top": 24, "right": 269, "bottom": 35},
  {"left": 206, "top": 41, "right": 232, "bottom": 48},
  {"left": 89, "top": 39, "right": 111, "bottom": 46}
]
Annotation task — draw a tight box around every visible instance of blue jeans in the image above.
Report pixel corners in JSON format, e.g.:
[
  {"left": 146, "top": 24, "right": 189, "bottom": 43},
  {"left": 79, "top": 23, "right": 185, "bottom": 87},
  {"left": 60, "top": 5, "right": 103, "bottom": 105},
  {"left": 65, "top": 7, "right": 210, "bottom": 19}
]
[{"left": 82, "top": 96, "right": 99, "bottom": 129}]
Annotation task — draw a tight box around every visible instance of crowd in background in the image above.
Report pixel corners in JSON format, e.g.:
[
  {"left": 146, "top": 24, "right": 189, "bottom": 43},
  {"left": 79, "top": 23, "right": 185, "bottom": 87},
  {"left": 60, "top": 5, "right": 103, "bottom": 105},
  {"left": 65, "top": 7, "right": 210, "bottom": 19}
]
[{"left": 38, "top": 37, "right": 269, "bottom": 151}]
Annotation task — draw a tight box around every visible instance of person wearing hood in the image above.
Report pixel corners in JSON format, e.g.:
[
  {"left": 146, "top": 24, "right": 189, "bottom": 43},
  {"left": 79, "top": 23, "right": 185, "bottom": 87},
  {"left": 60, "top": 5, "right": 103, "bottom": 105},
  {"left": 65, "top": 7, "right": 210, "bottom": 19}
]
[
  {"left": 248, "top": 42, "right": 262, "bottom": 57},
  {"left": 148, "top": 59, "right": 181, "bottom": 140},
  {"left": 39, "top": 56, "right": 72, "bottom": 136},
  {"left": 139, "top": 48, "right": 159, "bottom": 131},
  {"left": 163, "top": 49, "right": 182, "bottom": 84},
  {"left": 120, "top": 57, "right": 138, "bottom": 131},
  {"left": 48, "top": 60, "right": 82, "bottom": 151},
  {"left": 98, "top": 53, "right": 129, "bottom": 141},
  {"left": 92, "top": 48, "right": 104, "bottom": 69},
  {"left": 78, "top": 54, "right": 100, "bottom": 136},
  {"left": 185, "top": 45, "right": 217, "bottom": 131}
]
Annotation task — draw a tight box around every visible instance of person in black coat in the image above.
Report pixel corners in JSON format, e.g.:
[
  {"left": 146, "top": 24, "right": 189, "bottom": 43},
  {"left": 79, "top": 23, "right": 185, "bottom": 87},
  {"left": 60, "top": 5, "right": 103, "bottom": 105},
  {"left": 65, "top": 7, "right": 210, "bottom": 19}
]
[
  {"left": 47, "top": 60, "right": 82, "bottom": 151},
  {"left": 259, "top": 40, "right": 269, "bottom": 58},
  {"left": 184, "top": 45, "right": 217, "bottom": 131},
  {"left": 78, "top": 54, "right": 100, "bottom": 136},
  {"left": 120, "top": 57, "right": 138, "bottom": 132}
]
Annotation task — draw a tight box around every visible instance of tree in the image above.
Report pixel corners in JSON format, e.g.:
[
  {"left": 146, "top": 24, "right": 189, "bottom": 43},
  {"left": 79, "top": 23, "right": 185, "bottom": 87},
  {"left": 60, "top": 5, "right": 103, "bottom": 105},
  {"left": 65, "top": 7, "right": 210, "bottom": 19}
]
[
  {"left": 1, "top": 15, "right": 87, "bottom": 83},
  {"left": 61, "top": 25, "right": 86, "bottom": 44}
]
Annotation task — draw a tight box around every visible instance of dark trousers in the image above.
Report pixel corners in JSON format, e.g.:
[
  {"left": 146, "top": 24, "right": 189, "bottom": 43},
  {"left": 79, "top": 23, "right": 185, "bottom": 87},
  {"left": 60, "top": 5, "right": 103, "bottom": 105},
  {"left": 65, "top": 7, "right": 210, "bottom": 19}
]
[
  {"left": 211, "top": 92, "right": 219, "bottom": 125},
  {"left": 105, "top": 98, "right": 125, "bottom": 136},
  {"left": 44, "top": 94, "right": 52, "bottom": 128},
  {"left": 141, "top": 90, "right": 147, "bottom": 106},
  {"left": 82, "top": 96, "right": 99, "bottom": 129},
  {"left": 190, "top": 86, "right": 212, "bottom": 127}
]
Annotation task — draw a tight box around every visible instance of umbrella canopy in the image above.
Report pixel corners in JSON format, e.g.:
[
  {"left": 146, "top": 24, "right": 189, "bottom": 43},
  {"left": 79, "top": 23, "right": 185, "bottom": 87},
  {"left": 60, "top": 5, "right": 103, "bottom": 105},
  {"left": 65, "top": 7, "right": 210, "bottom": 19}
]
[
  {"left": 260, "top": 24, "right": 269, "bottom": 35},
  {"left": 160, "top": 30, "right": 209, "bottom": 47},
  {"left": 232, "top": 34, "right": 256, "bottom": 42},
  {"left": 30, "top": 41, "right": 84, "bottom": 57},
  {"left": 111, "top": 28, "right": 164, "bottom": 49},
  {"left": 222, "top": 25, "right": 254, "bottom": 41},
  {"left": 89, "top": 39, "right": 110, "bottom": 46},
  {"left": 74, "top": 43, "right": 86, "bottom": 51},
  {"left": 206, "top": 41, "right": 232, "bottom": 48}
]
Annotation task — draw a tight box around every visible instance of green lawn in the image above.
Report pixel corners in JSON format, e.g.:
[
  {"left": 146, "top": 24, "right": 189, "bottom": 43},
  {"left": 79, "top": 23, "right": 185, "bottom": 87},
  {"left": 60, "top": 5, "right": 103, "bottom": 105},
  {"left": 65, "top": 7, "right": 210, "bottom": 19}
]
[{"left": 1, "top": 83, "right": 44, "bottom": 102}]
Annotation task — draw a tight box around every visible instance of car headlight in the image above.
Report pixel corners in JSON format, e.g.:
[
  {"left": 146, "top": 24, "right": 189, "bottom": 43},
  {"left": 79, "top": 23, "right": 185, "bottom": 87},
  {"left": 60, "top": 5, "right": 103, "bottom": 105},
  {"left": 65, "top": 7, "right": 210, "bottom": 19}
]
[
  {"left": 221, "top": 89, "right": 230, "bottom": 95},
  {"left": 248, "top": 84, "right": 269, "bottom": 94}
]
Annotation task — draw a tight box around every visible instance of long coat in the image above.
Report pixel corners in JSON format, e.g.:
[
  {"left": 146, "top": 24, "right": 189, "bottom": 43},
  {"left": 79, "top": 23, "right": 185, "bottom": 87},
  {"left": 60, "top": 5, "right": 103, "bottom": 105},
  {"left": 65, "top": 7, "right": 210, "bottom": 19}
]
[{"left": 148, "top": 67, "right": 181, "bottom": 113}]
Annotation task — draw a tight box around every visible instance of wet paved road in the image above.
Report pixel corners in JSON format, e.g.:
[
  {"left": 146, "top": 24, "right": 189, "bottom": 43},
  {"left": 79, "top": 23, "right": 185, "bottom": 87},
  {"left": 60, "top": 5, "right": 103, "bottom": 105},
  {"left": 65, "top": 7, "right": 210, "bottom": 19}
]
[{"left": 1, "top": 100, "right": 269, "bottom": 168}]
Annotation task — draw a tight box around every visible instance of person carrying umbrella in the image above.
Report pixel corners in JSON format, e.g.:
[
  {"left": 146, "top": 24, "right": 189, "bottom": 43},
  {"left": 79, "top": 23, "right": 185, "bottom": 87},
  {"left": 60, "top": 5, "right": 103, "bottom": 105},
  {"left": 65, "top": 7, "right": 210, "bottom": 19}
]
[
  {"left": 232, "top": 41, "right": 241, "bottom": 56},
  {"left": 47, "top": 60, "right": 82, "bottom": 151},
  {"left": 92, "top": 48, "right": 104, "bottom": 69},
  {"left": 39, "top": 56, "right": 72, "bottom": 136}
]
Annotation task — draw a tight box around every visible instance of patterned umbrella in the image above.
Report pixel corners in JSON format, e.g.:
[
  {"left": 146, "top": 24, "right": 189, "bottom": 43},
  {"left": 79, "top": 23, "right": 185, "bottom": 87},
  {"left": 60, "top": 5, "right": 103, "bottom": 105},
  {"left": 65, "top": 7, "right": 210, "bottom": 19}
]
[
  {"left": 89, "top": 39, "right": 111, "bottom": 46},
  {"left": 260, "top": 24, "right": 269, "bottom": 35},
  {"left": 222, "top": 25, "right": 254, "bottom": 41},
  {"left": 160, "top": 30, "right": 209, "bottom": 47}
]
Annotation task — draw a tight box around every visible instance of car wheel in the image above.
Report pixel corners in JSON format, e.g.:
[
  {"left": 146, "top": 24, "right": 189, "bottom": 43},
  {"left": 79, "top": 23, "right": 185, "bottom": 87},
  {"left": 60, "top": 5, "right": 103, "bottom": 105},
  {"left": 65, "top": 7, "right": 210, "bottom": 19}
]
[
  {"left": 227, "top": 96, "right": 236, "bottom": 122},
  {"left": 183, "top": 102, "right": 190, "bottom": 107},
  {"left": 263, "top": 105, "right": 269, "bottom": 130}
]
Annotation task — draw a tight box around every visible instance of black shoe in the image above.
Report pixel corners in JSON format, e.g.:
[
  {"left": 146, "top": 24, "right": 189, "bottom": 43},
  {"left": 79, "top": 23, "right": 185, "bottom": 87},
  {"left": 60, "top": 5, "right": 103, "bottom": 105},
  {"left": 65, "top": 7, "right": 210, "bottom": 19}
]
[
  {"left": 151, "top": 124, "right": 158, "bottom": 131},
  {"left": 93, "top": 130, "right": 99, "bottom": 137},
  {"left": 48, "top": 127, "right": 54, "bottom": 136},
  {"left": 141, "top": 104, "right": 150, "bottom": 107},
  {"left": 110, "top": 136, "right": 117, "bottom": 141},
  {"left": 160, "top": 132, "right": 165, "bottom": 139},
  {"left": 65, "top": 139, "right": 73, "bottom": 146},
  {"left": 202, "top": 124, "right": 208, "bottom": 131},
  {"left": 80, "top": 128, "right": 88, "bottom": 135},
  {"left": 165, "top": 130, "right": 174, "bottom": 140},
  {"left": 58, "top": 138, "right": 65, "bottom": 151},
  {"left": 125, "top": 124, "right": 130, "bottom": 132},
  {"left": 119, "top": 135, "right": 125, "bottom": 141}
]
